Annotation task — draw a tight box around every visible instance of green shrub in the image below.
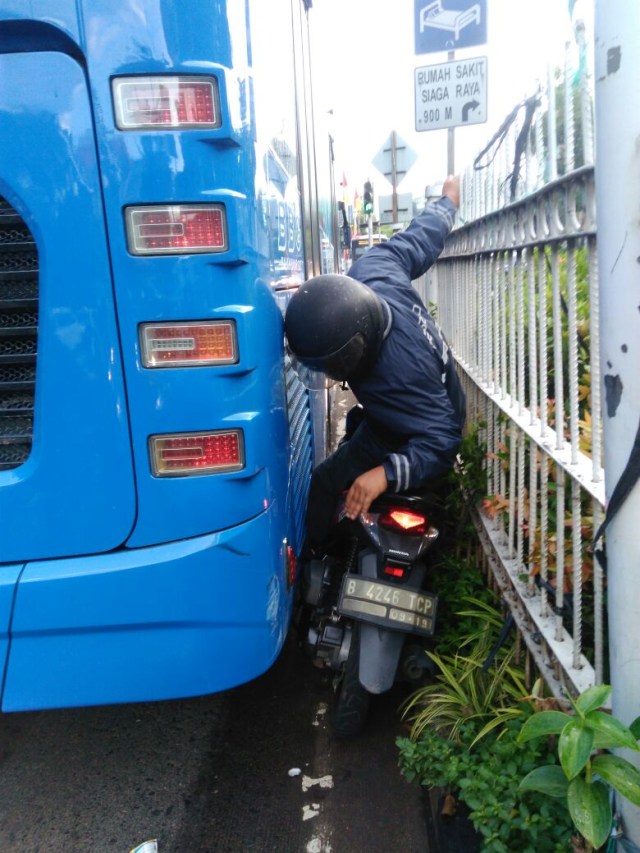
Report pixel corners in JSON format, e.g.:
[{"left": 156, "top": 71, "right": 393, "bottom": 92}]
[
  {"left": 518, "top": 684, "right": 640, "bottom": 851},
  {"left": 398, "top": 721, "right": 575, "bottom": 853},
  {"left": 396, "top": 425, "right": 575, "bottom": 851},
  {"left": 401, "top": 597, "right": 530, "bottom": 744}
]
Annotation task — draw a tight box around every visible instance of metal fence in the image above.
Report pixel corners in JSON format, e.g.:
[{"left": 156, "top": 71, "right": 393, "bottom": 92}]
[{"left": 418, "top": 31, "right": 605, "bottom": 700}]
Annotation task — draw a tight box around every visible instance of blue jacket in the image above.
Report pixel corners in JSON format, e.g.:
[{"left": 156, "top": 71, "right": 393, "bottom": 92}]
[{"left": 347, "top": 196, "right": 465, "bottom": 492}]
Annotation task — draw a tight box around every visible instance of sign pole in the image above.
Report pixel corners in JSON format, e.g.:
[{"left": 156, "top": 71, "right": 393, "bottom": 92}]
[
  {"left": 447, "top": 50, "right": 455, "bottom": 174},
  {"left": 391, "top": 130, "right": 398, "bottom": 224}
]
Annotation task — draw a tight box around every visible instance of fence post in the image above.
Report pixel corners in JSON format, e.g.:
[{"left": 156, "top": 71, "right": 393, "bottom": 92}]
[{"left": 594, "top": 0, "right": 640, "bottom": 844}]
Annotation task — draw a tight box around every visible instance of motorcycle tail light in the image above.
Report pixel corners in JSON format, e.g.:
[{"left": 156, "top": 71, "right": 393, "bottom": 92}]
[
  {"left": 384, "top": 565, "right": 406, "bottom": 578},
  {"left": 378, "top": 509, "right": 428, "bottom": 535}
]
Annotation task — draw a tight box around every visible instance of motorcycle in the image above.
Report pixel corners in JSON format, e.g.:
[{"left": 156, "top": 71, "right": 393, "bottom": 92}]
[{"left": 300, "top": 471, "right": 445, "bottom": 737}]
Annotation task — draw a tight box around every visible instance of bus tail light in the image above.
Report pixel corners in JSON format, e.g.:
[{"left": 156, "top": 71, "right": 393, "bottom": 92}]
[
  {"left": 125, "top": 204, "right": 227, "bottom": 255},
  {"left": 112, "top": 76, "right": 221, "bottom": 129},
  {"left": 140, "top": 321, "right": 237, "bottom": 367},
  {"left": 150, "top": 430, "right": 244, "bottom": 476}
]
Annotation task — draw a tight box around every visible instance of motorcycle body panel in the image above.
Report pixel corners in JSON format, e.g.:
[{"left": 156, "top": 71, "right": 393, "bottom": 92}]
[
  {"left": 303, "top": 490, "right": 440, "bottom": 723},
  {"left": 358, "top": 622, "right": 405, "bottom": 694},
  {"left": 356, "top": 548, "right": 429, "bottom": 694}
]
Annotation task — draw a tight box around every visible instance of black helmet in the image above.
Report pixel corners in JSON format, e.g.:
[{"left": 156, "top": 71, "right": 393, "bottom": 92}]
[{"left": 284, "top": 274, "right": 386, "bottom": 383}]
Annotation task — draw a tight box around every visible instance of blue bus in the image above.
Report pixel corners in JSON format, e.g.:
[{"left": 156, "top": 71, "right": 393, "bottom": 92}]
[{"left": 0, "top": 0, "right": 337, "bottom": 710}]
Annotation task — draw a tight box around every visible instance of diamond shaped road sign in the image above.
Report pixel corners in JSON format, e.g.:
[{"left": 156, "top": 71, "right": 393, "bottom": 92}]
[{"left": 372, "top": 133, "right": 418, "bottom": 184}]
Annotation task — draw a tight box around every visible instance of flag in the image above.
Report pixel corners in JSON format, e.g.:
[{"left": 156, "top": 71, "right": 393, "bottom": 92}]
[{"left": 341, "top": 172, "right": 349, "bottom": 206}]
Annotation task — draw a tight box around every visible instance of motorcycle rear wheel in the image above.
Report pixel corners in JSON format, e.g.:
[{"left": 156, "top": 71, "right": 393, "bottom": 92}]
[{"left": 330, "top": 624, "right": 370, "bottom": 738}]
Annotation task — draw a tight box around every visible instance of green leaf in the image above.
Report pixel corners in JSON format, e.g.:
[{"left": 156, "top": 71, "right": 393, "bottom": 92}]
[
  {"left": 629, "top": 716, "right": 640, "bottom": 741},
  {"left": 559, "top": 720, "right": 594, "bottom": 779},
  {"left": 470, "top": 708, "right": 526, "bottom": 747},
  {"left": 517, "top": 710, "right": 572, "bottom": 743},
  {"left": 575, "top": 684, "right": 611, "bottom": 716},
  {"left": 519, "top": 765, "right": 569, "bottom": 798},
  {"left": 567, "top": 776, "right": 612, "bottom": 849},
  {"left": 592, "top": 755, "right": 640, "bottom": 806},
  {"left": 586, "top": 711, "right": 640, "bottom": 752}
]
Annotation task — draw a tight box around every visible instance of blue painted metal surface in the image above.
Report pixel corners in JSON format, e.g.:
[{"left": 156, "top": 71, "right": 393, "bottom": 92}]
[
  {"left": 0, "top": 50, "right": 137, "bottom": 561},
  {"left": 3, "top": 511, "right": 289, "bottom": 711},
  {"left": 0, "top": 566, "right": 22, "bottom": 688},
  {"left": 0, "top": 0, "right": 319, "bottom": 709}
]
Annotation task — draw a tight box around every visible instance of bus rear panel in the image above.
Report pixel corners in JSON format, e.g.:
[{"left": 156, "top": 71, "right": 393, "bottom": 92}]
[{"left": 0, "top": 0, "right": 332, "bottom": 710}]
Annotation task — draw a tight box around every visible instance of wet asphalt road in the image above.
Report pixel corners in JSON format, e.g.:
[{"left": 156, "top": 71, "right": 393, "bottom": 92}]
[
  {"left": 0, "top": 387, "right": 430, "bottom": 853},
  {"left": 0, "top": 633, "right": 429, "bottom": 852}
]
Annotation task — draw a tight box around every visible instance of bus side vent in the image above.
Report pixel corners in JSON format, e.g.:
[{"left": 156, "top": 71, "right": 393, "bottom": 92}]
[
  {"left": 0, "top": 195, "right": 38, "bottom": 471},
  {"left": 285, "top": 355, "right": 313, "bottom": 551}
]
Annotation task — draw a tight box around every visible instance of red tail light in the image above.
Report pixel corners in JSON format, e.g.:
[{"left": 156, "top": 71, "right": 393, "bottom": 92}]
[
  {"left": 125, "top": 204, "right": 227, "bottom": 255},
  {"left": 378, "top": 509, "right": 428, "bottom": 535},
  {"left": 150, "top": 430, "right": 244, "bottom": 476},
  {"left": 140, "top": 321, "right": 237, "bottom": 367},
  {"left": 112, "top": 76, "right": 221, "bottom": 129},
  {"left": 286, "top": 544, "right": 297, "bottom": 589},
  {"left": 384, "top": 565, "right": 406, "bottom": 578}
]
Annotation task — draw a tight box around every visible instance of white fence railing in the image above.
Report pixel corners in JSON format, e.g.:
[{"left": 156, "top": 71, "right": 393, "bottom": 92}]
[{"left": 419, "top": 33, "right": 605, "bottom": 700}]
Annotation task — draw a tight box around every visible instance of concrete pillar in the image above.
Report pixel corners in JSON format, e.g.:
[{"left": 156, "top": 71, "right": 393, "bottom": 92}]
[{"left": 594, "top": 0, "right": 640, "bottom": 844}]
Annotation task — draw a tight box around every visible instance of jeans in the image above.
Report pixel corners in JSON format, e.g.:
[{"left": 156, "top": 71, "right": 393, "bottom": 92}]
[{"left": 306, "top": 420, "right": 402, "bottom": 546}]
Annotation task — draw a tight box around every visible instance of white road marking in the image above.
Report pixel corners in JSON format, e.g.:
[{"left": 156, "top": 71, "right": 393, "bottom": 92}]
[
  {"left": 302, "top": 803, "right": 320, "bottom": 821},
  {"left": 312, "top": 702, "right": 328, "bottom": 727},
  {"left": 301, "top": 774, "right": 334, "bottom": 793},
  {"left": 306, "top": 837, "right": 332, "bottom": 853},
  {"left": 301, "top": 702, "right": 335, "bottom": 851}
]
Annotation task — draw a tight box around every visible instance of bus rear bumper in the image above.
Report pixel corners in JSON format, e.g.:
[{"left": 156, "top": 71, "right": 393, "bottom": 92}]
[{"left": 2, "top": 510, "right": 292, "bottom": 712}]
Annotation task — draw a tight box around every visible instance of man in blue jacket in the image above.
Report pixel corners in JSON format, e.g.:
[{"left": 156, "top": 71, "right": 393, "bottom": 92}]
[{"left": 284, "top": 175, "right": 465, "bottom": 545}]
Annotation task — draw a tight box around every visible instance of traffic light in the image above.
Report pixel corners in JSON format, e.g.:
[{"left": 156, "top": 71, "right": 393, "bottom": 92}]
[{"left": 363, "top": 181, "right": 373, "bottom": 215}]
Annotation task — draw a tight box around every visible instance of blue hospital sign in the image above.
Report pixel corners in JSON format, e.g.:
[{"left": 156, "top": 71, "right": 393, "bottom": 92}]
[{"left": 414, "top": 0, "right": 487, "bottom": 54}]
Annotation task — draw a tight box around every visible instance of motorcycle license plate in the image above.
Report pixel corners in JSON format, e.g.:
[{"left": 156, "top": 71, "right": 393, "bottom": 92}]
[{"left": 338, "top": 574, "right": 437, "bottom": 637}]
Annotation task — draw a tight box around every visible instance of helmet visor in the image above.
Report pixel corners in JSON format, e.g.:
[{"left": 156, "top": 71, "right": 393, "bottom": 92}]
[
  {"left": 294, "top": 333, "right": 366, "bottom": 383},
  {"left": 286, "top": 346, "right": 336, "bottom": 390}
]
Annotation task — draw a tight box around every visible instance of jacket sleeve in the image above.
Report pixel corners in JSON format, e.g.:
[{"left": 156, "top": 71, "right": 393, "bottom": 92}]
[
  {"left": 380, "top": 379, "right": 462, "bottom": 491},
  {"left": 349, "top": 195, "right": 456, "bottom": 288}
]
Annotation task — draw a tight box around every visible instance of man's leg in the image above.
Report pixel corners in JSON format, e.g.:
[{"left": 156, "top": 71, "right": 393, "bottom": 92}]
[{"left": 305, "top": 422, "right": 391, "bottom": 546}]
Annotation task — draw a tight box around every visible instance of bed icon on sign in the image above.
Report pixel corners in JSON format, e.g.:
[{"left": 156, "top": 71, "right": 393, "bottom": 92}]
[
  {"left": 415, "top": 0, "right": 487, "bottom": 54},
  {"left": 420, "top": 1, "right": 480, "bottom": 40}
]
